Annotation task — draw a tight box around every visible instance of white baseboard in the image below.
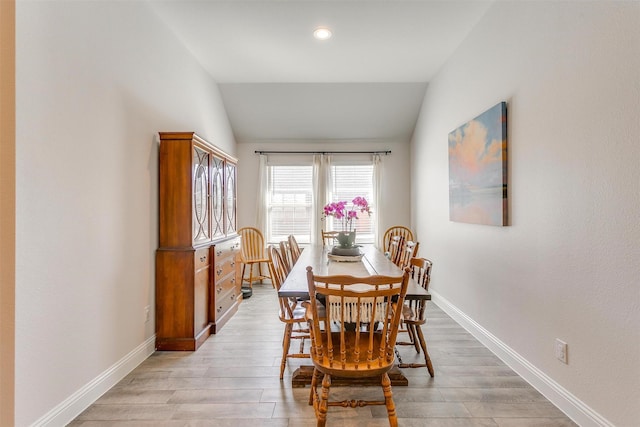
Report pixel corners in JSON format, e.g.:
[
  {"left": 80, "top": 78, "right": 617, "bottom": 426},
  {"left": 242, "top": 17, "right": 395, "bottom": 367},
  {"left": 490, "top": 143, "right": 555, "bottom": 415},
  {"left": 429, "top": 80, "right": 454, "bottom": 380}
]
[
  {"left": 31, "top": 335, "right": 156, "bottom": 427},
  {"left": 430, "top": 291, "right": 613, "bottom": 427}
]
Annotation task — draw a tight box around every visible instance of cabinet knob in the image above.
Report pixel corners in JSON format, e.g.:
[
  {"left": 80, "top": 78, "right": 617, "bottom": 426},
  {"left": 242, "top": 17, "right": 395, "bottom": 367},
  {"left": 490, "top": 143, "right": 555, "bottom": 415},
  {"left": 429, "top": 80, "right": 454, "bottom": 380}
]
[
  {"left": 230, "top": 261, "right": 235, "bottom": 267},
  {"left": 216, "top": 250, "right": 223, "bottom": 256},
  {"left": 216, "top": 268, "right": 223, "bottom": 276},
  {"left": 200, "top": 256, "right": 206, "bottom": 262},
  {"left": 230, "top": 278, "right": 235, "bottom": 284},
  {"left": 217, "top": 287, "right": 222, "bottom": 294},
  {"left": 230, "top": 293, "right": 235, "bottom": 300},
  {"left": 217, "top": 306, "right": 222, "bottom": 313}
]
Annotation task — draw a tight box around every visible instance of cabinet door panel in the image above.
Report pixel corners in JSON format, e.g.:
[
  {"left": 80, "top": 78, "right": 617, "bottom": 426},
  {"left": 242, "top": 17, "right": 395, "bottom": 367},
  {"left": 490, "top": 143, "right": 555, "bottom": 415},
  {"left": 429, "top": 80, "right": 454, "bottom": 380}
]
[
  {"left": 224, "top": 162, "right": 237, "bottom": 234},
  {"left": 194, "top": 247, "right": 211, "bottom": 336},
  {"left": 211, "top": 156, "right": 225, "bottom": 239},
  {"left": 192, "top": 146, "right": 211, "bottom": 243},
  {"left": 194, "top": 267, "right": 210, "bottom": 334}
]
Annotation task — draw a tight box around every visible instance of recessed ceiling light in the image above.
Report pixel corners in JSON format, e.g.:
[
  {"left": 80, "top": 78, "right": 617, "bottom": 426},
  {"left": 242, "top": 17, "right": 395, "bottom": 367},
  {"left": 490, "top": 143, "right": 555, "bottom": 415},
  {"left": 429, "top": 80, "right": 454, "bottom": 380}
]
[{"left": 313, "top": 27, "right": 332, "bottom": 40}]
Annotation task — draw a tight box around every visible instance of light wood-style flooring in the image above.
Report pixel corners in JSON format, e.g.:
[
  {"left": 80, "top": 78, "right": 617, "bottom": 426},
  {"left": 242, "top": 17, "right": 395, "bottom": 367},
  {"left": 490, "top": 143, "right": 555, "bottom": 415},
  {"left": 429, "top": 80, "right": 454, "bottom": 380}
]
[{"left": 70, "top": 285, "right": 577, "bottom": 426}]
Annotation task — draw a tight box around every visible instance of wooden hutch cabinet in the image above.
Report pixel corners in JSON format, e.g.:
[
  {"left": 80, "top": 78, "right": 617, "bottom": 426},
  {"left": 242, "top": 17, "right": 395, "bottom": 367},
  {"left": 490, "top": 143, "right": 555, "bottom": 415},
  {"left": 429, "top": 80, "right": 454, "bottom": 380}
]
[{"left": 156, "top": 132, "right": 240, "bottom": 351}]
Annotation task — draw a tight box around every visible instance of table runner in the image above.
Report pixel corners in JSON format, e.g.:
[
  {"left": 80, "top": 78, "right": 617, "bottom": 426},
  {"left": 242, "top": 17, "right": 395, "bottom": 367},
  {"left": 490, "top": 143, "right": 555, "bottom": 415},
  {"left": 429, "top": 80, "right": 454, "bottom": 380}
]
[{"left": 327, "top": 259, "right": 369, "bottom": 276}]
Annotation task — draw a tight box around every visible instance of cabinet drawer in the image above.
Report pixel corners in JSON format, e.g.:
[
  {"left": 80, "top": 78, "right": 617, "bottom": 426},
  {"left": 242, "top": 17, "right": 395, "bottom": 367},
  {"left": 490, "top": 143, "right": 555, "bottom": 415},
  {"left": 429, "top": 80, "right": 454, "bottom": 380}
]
[
  {"left": 213, "top": 287, "right": 238, "bottom": 320},
  {"left": 213, "top": 237, "right": 240, "bottom": 261},
  {"left": 213, "top": 255, "right": 237, "bottom": 280},
  {"left": 194, "top": 247, "right": 211, "bottom": 271},
  {"left": 214, "top": 270, "right": 237, "bottom": 297}
]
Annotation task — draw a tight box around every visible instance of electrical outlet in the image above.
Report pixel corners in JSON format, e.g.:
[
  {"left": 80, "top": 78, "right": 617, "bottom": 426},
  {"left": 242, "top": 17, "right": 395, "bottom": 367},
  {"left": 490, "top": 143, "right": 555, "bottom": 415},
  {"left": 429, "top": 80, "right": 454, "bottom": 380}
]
[
  {"left": 555, "top": 339, "right": 568, "bottom": 364},
  {"left": 144, "top": 305, "right": 151, "bottom": 323}
]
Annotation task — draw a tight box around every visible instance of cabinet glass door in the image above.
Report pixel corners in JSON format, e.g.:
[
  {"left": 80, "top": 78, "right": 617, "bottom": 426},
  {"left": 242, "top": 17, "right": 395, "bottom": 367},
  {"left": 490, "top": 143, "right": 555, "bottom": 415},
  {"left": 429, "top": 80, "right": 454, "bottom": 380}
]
[
  {"left": 211, "top": 155, "right": 225, "bottom": 239},
  {"left": 225, "top": 162, "right": 237, "bottom": 234},
  {"left": 192, "top": 146, "right": 210, "bottom": 243}
]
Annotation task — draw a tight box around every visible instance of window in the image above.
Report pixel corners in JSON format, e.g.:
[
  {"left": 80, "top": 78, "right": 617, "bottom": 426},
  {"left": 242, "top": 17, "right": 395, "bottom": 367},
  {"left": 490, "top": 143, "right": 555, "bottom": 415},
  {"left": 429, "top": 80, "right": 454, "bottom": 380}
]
[
  {"left": 329, "top": 164, "right": 375, "bottom": 243},
  {"left": 263, "top": 158, "right": 377, "bottom": 246},
  {"left": 267, "top": 165, "right": 313, "bottom": 244}
]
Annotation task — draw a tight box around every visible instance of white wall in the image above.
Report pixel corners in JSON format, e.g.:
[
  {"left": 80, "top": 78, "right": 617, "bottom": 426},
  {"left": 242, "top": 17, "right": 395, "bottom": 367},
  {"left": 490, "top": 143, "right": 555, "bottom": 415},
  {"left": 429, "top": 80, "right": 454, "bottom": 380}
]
[
  {"left": 16, "top": 1, "right": 235, "bottom": 425},
  {"left": 411, "top": 2, "right": 639, "bottom": 426},
  {"left": 236, "top": 139, "right": 411, "bottom": 243}
]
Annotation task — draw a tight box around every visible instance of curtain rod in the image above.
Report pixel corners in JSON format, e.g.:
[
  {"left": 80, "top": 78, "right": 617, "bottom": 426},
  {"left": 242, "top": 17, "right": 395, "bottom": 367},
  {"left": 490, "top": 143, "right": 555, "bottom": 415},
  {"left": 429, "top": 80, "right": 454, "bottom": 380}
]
[{"left": 254, "top": 150, "right": 391, "bottom": 155}]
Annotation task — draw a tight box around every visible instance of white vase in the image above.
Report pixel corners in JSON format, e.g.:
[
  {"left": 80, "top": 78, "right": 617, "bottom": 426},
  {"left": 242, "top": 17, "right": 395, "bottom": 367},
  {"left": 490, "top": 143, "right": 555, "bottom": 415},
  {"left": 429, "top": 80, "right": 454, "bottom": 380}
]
[
  {"left": 332, "top": 231, "right": 359, "bottom": 256},
  {"left": 336, "top": 231, "right": 356, "bottom": 248}
]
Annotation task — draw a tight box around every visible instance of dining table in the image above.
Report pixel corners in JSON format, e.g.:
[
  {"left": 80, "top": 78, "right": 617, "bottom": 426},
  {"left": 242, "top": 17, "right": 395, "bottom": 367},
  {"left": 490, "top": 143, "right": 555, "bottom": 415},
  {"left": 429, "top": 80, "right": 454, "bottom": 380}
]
[{"left": 278, "top": 243, "right": 430, "bottom": 387}]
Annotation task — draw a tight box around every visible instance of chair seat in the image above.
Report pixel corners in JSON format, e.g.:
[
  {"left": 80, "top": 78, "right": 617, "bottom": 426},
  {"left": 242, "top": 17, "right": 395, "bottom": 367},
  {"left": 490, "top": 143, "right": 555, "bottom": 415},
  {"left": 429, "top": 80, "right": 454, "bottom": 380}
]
[
  {"left": 284, "top": 300, "right": 325, "bottom": 322},
  {"left": 242, "top": 256, "right": 270, "bottom": 264},
  {"left": 280, "top": 301, "right": 307, "bottom": 322}
]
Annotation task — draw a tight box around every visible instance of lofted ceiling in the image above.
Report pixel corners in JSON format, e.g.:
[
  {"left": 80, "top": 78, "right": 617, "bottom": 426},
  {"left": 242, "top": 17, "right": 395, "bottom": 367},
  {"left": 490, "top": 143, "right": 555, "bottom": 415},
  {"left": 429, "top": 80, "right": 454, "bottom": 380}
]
[{"left": 149, "top": 0, "right": 492, "bottom": 143}]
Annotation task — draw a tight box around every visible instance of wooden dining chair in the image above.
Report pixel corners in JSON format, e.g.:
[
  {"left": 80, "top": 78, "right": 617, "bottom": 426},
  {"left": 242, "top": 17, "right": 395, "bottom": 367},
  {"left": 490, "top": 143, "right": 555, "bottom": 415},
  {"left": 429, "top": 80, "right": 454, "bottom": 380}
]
[
  {"left": 397, "top": 240, "right": 420, "bottom": 269},
  {"left": 279, "top": 240, "right": 292, "bottom": 275},
  {"left": 321, "top": 230, "right": 340, "bottom": 248},
  {"left": 397, "top": 257, "right": 434, "bottom": 377},
  {"left": 267, "top": 246, "right": 310, "bottom": 379},
  {"left": 303, "top": 267, "right": 410, "bottom": 427},
  {"left": 238, "top": 227, "right": 272, "bottom": 288},
  {"left": 388, "top": 235, "right": 405, "bottom": 267},
  {"left": 392, "top": 239, "right": 418, "bottom": 348},
  {"left": 288, "top": 234, "right": 302, "bottom": 265},
  {"left": 382, "top": 226, "right": 414, "bottom": 254}
]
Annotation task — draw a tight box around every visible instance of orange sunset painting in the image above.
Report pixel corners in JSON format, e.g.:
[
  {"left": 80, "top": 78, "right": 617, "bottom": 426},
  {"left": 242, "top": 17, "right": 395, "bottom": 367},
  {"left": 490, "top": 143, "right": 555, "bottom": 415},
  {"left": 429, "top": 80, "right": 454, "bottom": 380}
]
[{"left": 448, "top": 102, "right": 507, "bottom": 226}]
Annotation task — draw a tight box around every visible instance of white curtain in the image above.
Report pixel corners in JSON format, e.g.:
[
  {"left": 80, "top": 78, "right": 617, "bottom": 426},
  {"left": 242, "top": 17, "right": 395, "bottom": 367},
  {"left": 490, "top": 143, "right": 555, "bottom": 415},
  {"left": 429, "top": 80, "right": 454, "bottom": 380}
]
[
  {"left": 311, "top": 154, "right": 331, "bottom": 245},
  {"left": 255, "top": 154, "right": 269, "bottom": 238},
  {"left": 373, "top": 153, "right": 383, "bottom": 249}
]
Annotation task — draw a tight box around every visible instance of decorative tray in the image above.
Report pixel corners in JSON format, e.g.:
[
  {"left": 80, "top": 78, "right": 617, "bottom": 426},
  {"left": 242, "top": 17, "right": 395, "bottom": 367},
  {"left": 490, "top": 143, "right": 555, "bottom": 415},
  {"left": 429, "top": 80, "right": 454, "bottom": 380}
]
[{"left": 328, "top": 253, "right": 364, "bottom": 262}]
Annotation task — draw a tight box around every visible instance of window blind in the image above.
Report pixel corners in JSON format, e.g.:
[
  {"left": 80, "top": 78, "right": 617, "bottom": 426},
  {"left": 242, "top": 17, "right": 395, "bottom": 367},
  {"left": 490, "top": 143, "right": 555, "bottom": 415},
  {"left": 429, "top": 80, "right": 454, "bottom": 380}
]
[
  {"left": 268, "top": 165, "right": 313, "bottom": 244},
  {"left": 329, "top": 164, "right": 375, "bottom": 242}
]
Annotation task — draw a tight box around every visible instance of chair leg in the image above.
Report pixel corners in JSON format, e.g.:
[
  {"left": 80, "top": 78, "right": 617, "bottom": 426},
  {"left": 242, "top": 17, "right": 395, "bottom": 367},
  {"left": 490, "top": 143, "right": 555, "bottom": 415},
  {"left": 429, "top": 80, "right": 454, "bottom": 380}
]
[
  {"left": 381, "top": 372, "right": 398, "bottom": 427},
  {"left": 403, "top": 321, "right": 416, "bottom": 348},
  {"left": 280, "top": 323, "right": 293, "bottom": 380},
  {"left": 410, "top": 324, "right": 421, "bottom": 353},
  {"left": 415, "top": 325, "right": 434, "bottom": 377},
  {"left": 248, "top": 263, "right": 254, "bottom": 289},
  {"left": 309, "top": 368, "right": 319, "bottom": 405},
  {"left": 317, "top": 374, "right": 331, "bottom": 427},
  {"left": 241, "top": 264, "right": 247, "bottom": 286},
  {"left": 262, "top": 261, "right": 275, "bottom": 288},
  {"left": 269, "top": 262, "right": 275, "bottom": 288},
  {"left": 298, "top": 332, "right": 304, "bottom": 353}
]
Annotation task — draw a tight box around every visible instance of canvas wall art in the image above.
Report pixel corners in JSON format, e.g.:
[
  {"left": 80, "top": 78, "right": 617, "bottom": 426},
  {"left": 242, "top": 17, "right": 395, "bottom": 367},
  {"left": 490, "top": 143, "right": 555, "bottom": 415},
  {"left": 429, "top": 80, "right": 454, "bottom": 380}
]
[{"left": 448, "top": 102, "right": 507, "bottom": 226}]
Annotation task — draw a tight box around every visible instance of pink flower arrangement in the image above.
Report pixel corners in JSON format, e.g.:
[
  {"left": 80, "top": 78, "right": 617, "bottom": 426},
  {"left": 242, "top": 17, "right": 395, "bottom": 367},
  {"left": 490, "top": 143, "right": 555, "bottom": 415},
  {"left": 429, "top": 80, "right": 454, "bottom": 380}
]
[{"left": 322, "top": 197, "right": 371, "bottom": 232}]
